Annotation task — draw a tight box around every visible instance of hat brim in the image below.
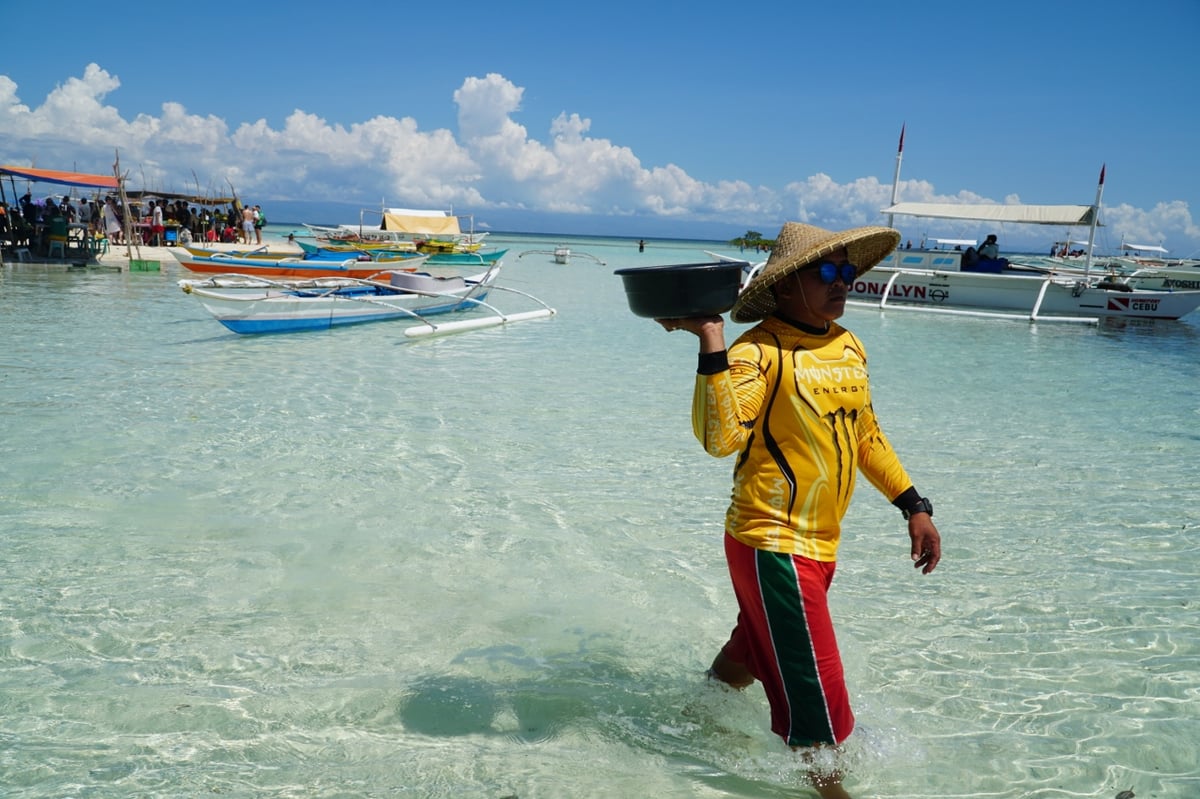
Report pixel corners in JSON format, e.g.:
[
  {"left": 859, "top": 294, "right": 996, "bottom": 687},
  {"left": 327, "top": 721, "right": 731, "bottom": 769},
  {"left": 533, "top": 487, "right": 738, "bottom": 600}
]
[{"left": 731, "top": 224, "right": 900, "bottom": 323}]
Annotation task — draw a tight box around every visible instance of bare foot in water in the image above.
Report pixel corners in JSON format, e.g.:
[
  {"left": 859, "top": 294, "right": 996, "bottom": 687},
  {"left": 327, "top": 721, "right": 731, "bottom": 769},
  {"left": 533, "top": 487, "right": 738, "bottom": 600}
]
[
  {"left": 707, "top": 650, "right": 755, "bottom": 689},
  {"left": 812, "top": 778, "right": 853, "bottom": 799},
  {"left": 798, "top": 746, "right": 851, "bottom": 798}
]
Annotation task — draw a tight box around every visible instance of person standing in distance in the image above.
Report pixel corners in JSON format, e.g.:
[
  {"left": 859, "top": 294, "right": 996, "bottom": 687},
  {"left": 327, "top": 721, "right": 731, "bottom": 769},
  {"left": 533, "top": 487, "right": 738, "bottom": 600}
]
[
  {"left": 657, "top": 222, "right": 942, "bottom": 798},
  {"left": 241, "top": 204, "right": 256, "bottom": 246}
]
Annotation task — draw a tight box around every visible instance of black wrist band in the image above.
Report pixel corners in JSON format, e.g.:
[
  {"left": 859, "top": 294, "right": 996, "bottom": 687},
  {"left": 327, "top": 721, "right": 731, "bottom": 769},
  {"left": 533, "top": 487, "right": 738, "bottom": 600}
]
[{"left": 901, "top": 497, "right": 933, "bottom": 520}]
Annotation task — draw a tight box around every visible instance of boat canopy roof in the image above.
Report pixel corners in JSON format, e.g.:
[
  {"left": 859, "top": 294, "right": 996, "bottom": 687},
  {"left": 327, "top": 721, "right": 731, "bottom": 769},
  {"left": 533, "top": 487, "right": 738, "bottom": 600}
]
[
  {"left": 931, "top": 238, "right": 977, "bottom": 247},
  {"left": 382, "top": 210, "right": 462, "bottom": 236},
  {"left": 383, "top": 207, "right": 452, "bottom": 218},
  {"left": 883, "top": 201, "right": 1097, "bottom": 226},
  {"left": 126, "top": 189, "right": 236, "bottom": 205},
  {"left": 1, "top": 164, "right": 120, "bottom": 190},
  {"left": 1121, "top": 242, "right": 1169, "bottom": 253}
]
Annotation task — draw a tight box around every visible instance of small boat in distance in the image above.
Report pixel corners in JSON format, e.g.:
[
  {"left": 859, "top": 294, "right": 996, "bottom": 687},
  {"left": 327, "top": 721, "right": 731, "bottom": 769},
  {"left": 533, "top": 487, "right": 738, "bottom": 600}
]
[{"left": 518, "top": 245, "right": 606, "bottom": 265}]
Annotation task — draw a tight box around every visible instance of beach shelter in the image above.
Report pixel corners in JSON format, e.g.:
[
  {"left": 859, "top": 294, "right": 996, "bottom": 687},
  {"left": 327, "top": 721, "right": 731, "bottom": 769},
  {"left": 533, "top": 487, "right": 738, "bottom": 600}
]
[
  {"left": 0, "top": 165, "right": 123, "bottom": 261},
  {"left": 0, "top": 165, "right": 120, "bottom": 193},
  {"left": 0, "top": 164, "right": 121, "bottom": 210}
]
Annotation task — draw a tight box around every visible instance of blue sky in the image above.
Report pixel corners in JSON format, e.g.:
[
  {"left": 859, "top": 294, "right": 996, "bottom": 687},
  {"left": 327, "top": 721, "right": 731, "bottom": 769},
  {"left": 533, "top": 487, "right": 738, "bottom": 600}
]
[{"left": 2, "top": 0, "right": 1198, "bottom": 254}]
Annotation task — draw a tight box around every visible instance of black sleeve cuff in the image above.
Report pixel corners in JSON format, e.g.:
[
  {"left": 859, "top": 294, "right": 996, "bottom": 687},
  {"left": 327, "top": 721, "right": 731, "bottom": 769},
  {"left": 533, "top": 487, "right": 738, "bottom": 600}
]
[
  {"left": 697, "top": 350, "right": 729, "bottom": 375},
  {"left": 892, "top": 486, "right": 922, "bottom": 511}
]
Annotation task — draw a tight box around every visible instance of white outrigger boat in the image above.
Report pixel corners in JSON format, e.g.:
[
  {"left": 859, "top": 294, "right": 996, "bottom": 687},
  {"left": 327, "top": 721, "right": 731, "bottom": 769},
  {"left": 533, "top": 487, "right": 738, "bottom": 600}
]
[
  {"left": 1017, "top": 239, "right": 1200, "bottom": 293},
  {"left": 846, "top": 255, "right": 1200, "bottom": 322},
  {"left": 850, "top": 133, "right": 1200, "bottom": 323},
  {"left": 179, "top": 262, "right": 556, "bottom": 337}
]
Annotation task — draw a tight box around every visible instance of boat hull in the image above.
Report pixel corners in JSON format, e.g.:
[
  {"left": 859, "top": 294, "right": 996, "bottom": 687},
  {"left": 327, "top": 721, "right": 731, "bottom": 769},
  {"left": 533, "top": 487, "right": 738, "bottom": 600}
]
[
  {"left": 1009, "top": 255, "right": 1200, "bottom": 292},
  {"left": 181, "top": 271, "right": 496, "bottom": 334},
  {"left": 1115, "top": 264, "right": 1200, "bottom": 292},
  {"left": 294, "top": 241, "right": 422, "bottom": 260},
  {"left": 182, "top": 244, "right": 422, "bottom": 263},
  {"left": 204, "top": 291, "right": 492, "bottom": 334},
  {"left": 295, "top": 240, "right": 508, "bottom": 267},
  {"left": 848, "top": 267, "right": 1200, "bottom": 321},
  {"left": 171, "top": 248, "right": 427, "bottom": 279},
  {"left": 424, "top": 249, "right": 508, "bottom": 266}
]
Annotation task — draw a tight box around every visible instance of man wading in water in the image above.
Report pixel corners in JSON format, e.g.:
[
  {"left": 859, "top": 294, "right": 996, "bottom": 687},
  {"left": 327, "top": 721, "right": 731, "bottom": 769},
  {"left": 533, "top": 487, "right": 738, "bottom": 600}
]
[{"left": 657, "top": 222, "right": 943, "bottom": 798}]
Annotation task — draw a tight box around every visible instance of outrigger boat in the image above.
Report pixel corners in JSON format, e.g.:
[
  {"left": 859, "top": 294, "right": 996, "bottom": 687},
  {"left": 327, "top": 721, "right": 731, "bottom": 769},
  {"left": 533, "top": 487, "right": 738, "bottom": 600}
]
[
  {"left": 170, "top": 246, "right": 430, "bottom": 279},
  {"left": 518, "top": 245, "right": 606, "bottom": 265},
  {"left": 847, "top": 129, "right": 1200, "bottom": 323},
  {"left": 419, "top": 248, "right": 508, "bottom": 267},
  {"left": 303, "top": 207, "right": 489, "bottom": 253},
  {"left": 1015, "top": 239, "right": 1200, "bottom": 293},
  {"left": 295, "top": 239, "right": 508, "bottom": 267},
  {"left": 179, "top": 263, "right": 556, "bottom": 337},
  {"left": 182, "top": 243, "right": 428, "bottom": 263}
]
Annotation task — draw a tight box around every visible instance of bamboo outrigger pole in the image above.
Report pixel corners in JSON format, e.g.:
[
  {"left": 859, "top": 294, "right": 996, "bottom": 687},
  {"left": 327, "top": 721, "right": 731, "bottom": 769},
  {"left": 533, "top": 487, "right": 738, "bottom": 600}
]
[{"left": 112, "top": 149, "right": 141, "bottom": 263}]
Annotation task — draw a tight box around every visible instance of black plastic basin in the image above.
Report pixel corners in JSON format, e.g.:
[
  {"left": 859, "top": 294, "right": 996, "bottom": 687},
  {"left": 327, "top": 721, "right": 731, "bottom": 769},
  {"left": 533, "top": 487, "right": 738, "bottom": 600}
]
[{"left": 614, "top": 261, "right": 745, "bottom": 318}]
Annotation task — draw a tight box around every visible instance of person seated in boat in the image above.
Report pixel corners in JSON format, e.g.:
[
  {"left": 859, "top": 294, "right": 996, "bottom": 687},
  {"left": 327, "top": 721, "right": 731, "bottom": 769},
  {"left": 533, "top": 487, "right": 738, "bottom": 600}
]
[{"left": 964, "top": 235, "right": 1008, "bottom": 273}]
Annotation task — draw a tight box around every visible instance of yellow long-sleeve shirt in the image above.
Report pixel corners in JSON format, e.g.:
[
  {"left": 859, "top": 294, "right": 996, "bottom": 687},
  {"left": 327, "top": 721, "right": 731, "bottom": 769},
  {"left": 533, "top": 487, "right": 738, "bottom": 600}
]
[{"left": 692, "top": 316, "right": 913, "bottom": 561}]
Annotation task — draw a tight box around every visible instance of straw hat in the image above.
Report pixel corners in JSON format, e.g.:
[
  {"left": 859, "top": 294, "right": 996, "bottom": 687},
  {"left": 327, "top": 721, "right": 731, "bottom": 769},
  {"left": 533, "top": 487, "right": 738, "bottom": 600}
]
[{"left": 732, "top": 222, "right": 901, "bottom": 323}]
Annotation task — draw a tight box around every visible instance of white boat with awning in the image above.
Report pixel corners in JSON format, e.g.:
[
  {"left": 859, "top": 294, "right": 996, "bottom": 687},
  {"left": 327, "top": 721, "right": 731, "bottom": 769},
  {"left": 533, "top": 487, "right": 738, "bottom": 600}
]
[
  {"left": 860, "top": 135, "right": 1200, "bottom": 322},
  {"left": 865, "top": 200, "right": 1200, "bottom": 321},
  {"left": 847, "top": 265, "right": 1200, "bottom": 322},
  {"left": 1120, "top": 240, "right": 1170, "bottom": 257}
]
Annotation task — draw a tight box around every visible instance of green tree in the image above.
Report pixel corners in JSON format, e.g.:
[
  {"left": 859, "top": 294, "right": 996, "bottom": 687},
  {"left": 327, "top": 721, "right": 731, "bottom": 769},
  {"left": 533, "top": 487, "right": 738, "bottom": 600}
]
[{"left": 729, "top": 230, "right": 774, "bottom": 251}]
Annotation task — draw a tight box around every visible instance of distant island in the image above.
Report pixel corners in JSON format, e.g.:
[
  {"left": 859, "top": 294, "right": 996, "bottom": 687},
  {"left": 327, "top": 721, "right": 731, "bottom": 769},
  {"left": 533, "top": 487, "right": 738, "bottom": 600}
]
[{"left": 729, "top": 230, "right": 774, "bottom": 253}]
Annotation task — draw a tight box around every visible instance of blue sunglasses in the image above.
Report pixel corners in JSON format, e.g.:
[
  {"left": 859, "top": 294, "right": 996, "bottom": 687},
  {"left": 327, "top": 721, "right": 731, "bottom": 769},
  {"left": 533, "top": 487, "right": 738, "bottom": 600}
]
[{"left": 808, "top": 262, "right": 858, "bottom": 284}]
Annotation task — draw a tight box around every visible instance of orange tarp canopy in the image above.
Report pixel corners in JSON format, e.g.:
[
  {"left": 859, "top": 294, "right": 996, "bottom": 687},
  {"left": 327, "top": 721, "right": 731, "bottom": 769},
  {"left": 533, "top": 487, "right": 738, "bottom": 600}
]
[{"left": 0, "top": 165, "right": 120, "bottom": 190}]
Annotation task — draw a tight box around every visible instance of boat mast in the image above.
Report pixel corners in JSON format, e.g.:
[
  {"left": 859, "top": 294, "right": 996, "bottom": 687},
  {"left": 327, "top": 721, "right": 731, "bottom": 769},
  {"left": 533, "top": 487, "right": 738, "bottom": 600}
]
[
  {"left": 1084, "top": 164, "right": 1105, "bottom": 279},
  {"left": 886, "top": 123, "right": 905, "bottom": 230}
]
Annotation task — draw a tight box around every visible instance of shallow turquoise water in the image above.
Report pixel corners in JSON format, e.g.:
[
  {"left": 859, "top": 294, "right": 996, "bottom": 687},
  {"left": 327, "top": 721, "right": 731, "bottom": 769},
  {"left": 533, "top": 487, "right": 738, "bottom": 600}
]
[{"left": 2, "top": 229, "right": 1198, "bottom": 798}]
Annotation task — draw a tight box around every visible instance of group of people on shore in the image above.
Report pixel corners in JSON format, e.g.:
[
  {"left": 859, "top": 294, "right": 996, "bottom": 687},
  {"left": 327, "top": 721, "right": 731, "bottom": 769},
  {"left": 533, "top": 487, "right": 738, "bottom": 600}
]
[{"left": 0, "top": 192, "right": 267, "bottom": 254}]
